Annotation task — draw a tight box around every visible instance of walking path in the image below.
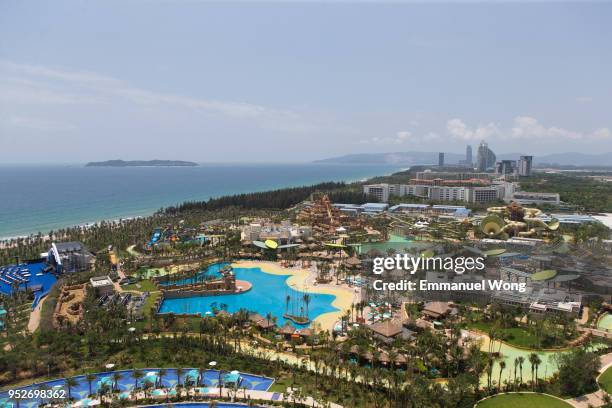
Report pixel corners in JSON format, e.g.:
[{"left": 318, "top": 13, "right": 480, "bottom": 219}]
[
  {"left": 27, "top": 296, "right": 45, "bottom": 333},
  {"left": 565, "top": 353, "right": 612, "bottom": 408}
]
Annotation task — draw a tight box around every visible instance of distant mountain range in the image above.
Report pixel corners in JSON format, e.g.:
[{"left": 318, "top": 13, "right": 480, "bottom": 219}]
[
  {"left": 315, "top": 151, "right": 612, "bottom": 167},
  {"left": 85, "top": 160, "right": 198, "bottom": 167}
]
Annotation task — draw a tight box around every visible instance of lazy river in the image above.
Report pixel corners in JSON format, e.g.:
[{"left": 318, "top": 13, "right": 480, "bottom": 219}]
[
  {"left": 355, "top": 234, "right": 429, "bottom": 255},
  {"left": 468, "top": 330, "right": 608, "bottom": 386},
  {"left": 158, "top": 264, "right": 338, "bottom": 327}
]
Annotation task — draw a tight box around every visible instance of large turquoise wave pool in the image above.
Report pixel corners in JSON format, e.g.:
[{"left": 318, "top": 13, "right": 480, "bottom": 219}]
[{"left": 158, "top": 264, "right": 338, "bottom": 327}]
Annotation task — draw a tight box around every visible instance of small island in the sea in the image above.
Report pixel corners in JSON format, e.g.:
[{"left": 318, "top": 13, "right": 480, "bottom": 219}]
[{"left": 85, "top": 159, "right": 199, "bottom": 167}]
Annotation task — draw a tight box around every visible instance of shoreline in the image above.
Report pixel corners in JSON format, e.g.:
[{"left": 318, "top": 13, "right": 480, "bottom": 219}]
[
  {"left": 232, "top": 260, "right": 358, "bottom": 332},
  {"left": 0, "top": 165, "right": 401, "bottom": 241}
]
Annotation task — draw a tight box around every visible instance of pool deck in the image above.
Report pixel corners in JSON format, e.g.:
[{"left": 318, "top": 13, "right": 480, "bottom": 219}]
[{"left": 232, "top": 261, "right": 358, "bottom": 332}]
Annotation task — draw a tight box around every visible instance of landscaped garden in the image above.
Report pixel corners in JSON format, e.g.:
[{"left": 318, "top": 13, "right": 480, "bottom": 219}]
[
  {"left": 123, "top": 279, "right": 158, "bottom": 292},
  {"left": 468, "top": 321, "right": 542, "bottom": 349},
  {"left": 465, "top": 308, "right": 578, "bottom": 349},
  {"left": 476, "top": 393, "right": 573, "bottom": 408},
  {"left": 598, "top": 365, "right": 612, "bottom": 394}
]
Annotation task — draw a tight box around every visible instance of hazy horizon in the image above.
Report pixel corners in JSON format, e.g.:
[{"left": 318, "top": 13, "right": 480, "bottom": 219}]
[{"left": 1, "top": 1, "right": 611, "bottom": 163}]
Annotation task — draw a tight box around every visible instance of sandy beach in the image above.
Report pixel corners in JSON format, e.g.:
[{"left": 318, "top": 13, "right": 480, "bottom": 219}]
[{"left": 232, "top": 260, "right": 358, "bottom": 332}]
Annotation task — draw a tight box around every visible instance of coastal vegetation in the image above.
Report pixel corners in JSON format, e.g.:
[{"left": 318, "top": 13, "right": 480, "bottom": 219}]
[
  {"left": 521, "top": 172, "right": 612, "bottom": 212},
  {"left": 0, "top": 181, "right": 362, "bottom": 265},
  {"left": 163, "top": 182, "right": 369, "bottom": 214},
  {"left": 1, "top": 174, "right": 611, "bottom": 408},
  {"left": 464, "top": 309, "right": 578, "bottom": 350}
]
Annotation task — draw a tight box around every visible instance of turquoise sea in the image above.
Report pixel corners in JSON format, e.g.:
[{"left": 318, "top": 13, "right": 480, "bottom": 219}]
[{"left": 0, "top": 163, "right": 400, "bottom": 238}]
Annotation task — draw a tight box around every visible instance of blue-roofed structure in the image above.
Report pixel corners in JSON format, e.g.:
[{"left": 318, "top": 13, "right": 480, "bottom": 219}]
[
  {"left": 389, "top": 203, "right": 430, "bottom": 212},
  {"left": 539, "top": 213, "right": 599, "bottom": 225},
  {"left": 360, "top": 203, "right": 389, "bottom": 212},
  {"left": 0, "top": 261, "right": 56, "bottom": 308},
  {"left": 453, "top": 208, "right": 471, "bottom": 218},
  {"left": 432, "top": 205, "right": 467, "bottom": 210},
  {"left": 331, "top": 202, "right": 388, "bottom": 214}
]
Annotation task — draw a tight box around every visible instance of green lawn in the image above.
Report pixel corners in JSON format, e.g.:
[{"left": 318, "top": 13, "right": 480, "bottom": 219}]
[
  {"left": 598, "top": 365, "right": 612, "bottom": 394},
  {"left": 468, "top": 321, "right": 541, "bottom": 348},
  {"left": 123, "top": 279, "right": 158, "bottom": 292},
  {"left": 268, "top": 376, "right": 291, "bottom": 393},
  {"left": 477, "top": 393, "right": 572, "bottom": 408},
  {"left": 144, "top": 292, "right": 161, "bottom": 314}
]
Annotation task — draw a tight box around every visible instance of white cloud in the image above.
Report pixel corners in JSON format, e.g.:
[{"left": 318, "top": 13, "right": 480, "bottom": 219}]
[
  {"left": 358, "top": 130, "right": 441, "bottom": 145},
  {"left": 592, "top": 128, "right": 612, "bottom": 139},
  {"left": 446, "top": 116, "right": 610, "bottom": 142},
  {"left": 576, "top": 96, "right": 593, "bottom": 104},
  {"left": 0, "top": 115, "right": 76, "bottom": 132},
  {"left": 0, "top": 60, "right": 313, "bottom": 133},
  {"left": 446, "top": 118, "right": 500, "bottom": 141},
  {"left": 511, "top": 116, "right": 596, "bottom": 140}
]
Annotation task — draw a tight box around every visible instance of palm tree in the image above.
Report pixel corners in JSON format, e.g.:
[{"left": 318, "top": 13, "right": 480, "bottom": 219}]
[
  {"left": 86, "top": 373, "right": 97, "bottom": 396},
  {"left": 533, "top": 354, "right": 542, "bottom": 389},
  {"left": 112, "top": 372, "right": 123, "bottom": 392},
  {"left": 197, "top": 367, "right": 206, "bottom": 386},
  {"left": 498, "top": 361, "right": 506, "bottom": 391},
  {"left": 303, "top": 294, "right": 311, "bottom": 319},
  {"left": 265, "top": 312, "right": 272, "bottom": 328},
  {"left": 131, "top": 369, "right": 144, "bottom": 390},
  {"left": 158, "top": 368, "right": 166, "bottom": 388},
  {"left": 176, "top": 368, "right": 184, "bottom": 387},
  {"left": 528, "top": 353, "right": 539, "bottom": 390},
  {"left": 64, "top": 377, "right": 79, "bottom": 400},
  {"left": 518, "top": 356, "right": 525, "bottom": 385},
  {"left": 513, "top": 357, "right": 519, "bottom": 389}
]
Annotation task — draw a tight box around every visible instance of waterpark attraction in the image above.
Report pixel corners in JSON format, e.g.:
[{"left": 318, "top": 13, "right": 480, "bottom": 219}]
[
  {"left": 0, "top": 368, "right": 274, "bottom": 408},
  {"left": 0, "top": 242, "right": 94, "bottom": 309},
  {"left": 463, "top": 329, "right": 607, "bottom": 387},
  {"left": 158, "top": 261, "right": 353, "bottom": 330},
  {"left": 0, "top": 261, "right": 55, "bottom": 308},
  {"left": 479, "top": 203, "right": 560, "bottom": 241}
]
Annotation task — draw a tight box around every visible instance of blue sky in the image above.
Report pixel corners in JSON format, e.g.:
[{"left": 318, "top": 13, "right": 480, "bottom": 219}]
[{"left": 1, "top": 1, "right": 611, "bottom": 163}]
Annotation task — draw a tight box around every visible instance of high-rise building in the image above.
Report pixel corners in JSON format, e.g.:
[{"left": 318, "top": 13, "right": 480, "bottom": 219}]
[
  {"left": 496, "top": 160, "right": 516, "bottom": 175},
  {"left": 518, "top": 155, "right": 533, "bottom": 176},
  {"left": 438, "top": 152, "right": 445, "bottom": 167},
  {"left": 476, "top": 141, "right": 496, "bottom": 171},
  {"left": 466, "top": 145, "right": 472, "bottom": 164}
]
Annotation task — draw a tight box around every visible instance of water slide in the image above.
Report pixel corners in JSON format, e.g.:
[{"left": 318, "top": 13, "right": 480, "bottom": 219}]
[{"left": 147, "top": 229, "right": 162, "bottom": 248}]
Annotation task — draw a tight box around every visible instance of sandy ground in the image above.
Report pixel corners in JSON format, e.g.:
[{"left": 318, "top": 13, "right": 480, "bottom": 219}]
[
  {"left": 232, "top": 260, "right": 358, "bottom": 332},
  {"left": 27, "top": 297, "right": 44, "bottom": 333},
  {"left": 56, "top": 286, "right": 86, "bottom": 325}
]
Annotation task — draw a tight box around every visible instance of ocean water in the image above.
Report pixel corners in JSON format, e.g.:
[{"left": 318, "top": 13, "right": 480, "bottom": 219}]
[
  {"left": 0, "top": 163, "right": 400, "bottom": 238},
  {"left": 159, "top": 265, "right": 337, "bottom": 327}
]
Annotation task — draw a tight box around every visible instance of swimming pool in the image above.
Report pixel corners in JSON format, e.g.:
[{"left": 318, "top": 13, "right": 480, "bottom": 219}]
[
  {"left": 597, "top": 313, "right": 612, "bottom": 332},
  {"left": 158, "top": 263, "right": 227, "bottom": 286},
  {"left": 158, "top": 264, "right": 338, "bottom": 327},
  {"left": 0, "top": 368, "right": 273, "bottom": 408}
]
